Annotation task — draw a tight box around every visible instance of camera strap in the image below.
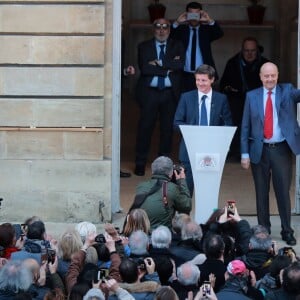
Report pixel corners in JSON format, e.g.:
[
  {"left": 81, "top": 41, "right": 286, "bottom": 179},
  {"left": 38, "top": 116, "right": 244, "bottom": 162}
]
[{"left": 162, "top": 181, "right": 168, "bottom": 208}]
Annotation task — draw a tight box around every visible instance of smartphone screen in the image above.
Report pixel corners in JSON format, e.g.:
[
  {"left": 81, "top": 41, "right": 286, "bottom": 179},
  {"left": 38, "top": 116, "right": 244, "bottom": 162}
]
[
  {"left": 227, "top": 200, "right": 236, "bottom": 216},
  {"left": 203, "top": 281, "right": 211, "bottom": 295},
  {"left": 187, "top": 12, "right": 200, "bottom": 21}
]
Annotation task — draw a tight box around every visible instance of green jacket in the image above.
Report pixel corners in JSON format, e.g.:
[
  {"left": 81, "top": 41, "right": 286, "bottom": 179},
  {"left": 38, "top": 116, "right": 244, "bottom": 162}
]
[{"left": 137, "top": 174, "right": 192, "bottom": 230}]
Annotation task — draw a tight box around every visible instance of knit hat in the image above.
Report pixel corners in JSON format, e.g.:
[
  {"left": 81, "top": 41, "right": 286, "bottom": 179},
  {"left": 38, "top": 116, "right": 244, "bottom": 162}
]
[{"left": 227, "top": 260, "right": 246, "bottom": 275}]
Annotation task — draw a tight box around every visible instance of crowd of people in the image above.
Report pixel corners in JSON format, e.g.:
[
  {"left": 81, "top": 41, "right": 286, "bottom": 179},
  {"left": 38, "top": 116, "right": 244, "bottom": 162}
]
[{"left": 0, "top": 205, "right": 300, "bottom": 300}]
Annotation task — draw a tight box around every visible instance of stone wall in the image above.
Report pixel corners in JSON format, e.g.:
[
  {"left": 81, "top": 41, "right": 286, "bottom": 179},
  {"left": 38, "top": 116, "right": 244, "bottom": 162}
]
[{"left": 0, "top": 0, "right": 112, "bottom": 223}]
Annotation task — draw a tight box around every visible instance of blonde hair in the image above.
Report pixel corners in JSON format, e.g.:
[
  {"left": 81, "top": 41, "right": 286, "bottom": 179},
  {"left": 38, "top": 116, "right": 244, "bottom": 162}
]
[
  {"left": 58, "top": 229, "right": 83, "bottom": 260},
  {"left": 122, "top": 209, "right": 151, "bottom": 237}
]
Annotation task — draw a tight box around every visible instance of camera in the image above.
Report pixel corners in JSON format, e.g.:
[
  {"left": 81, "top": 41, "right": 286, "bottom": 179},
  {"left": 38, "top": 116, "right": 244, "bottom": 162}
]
[
  {"left": 95, "top": 234, "right": 106, "bottom": 244},
  {"left": 94, "top": 268, "right": 109, "bottom": 283},
  {"left": 137, "top": 258, "right": 146, "bottom": 271},
  {"left": 278, "top": 247, "right": 296, "bottom": 257},
  {"left": 173, "top": 164, "right": 183, "bottom": 173},
  {"left": 203, "top": 281, "right": 211, "bottom": 295},
  {"left": 227, "top": 200, "right": 236, "bottom": 217}
]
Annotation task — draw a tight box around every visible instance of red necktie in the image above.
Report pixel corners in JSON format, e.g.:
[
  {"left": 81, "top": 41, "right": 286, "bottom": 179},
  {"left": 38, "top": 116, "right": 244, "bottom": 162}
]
[{"left": 264, "top": 90, "right": 273, "bottom": 139}]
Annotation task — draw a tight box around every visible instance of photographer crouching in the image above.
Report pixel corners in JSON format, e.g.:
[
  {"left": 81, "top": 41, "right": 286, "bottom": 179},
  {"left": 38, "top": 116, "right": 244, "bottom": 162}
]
[{"left": 130, "top": 156, "right": 192, "bottom": 231}]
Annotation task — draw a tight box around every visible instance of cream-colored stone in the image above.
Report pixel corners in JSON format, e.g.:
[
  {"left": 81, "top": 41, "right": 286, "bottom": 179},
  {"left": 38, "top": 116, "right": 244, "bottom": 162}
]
[
  {"left": 64, "top": 131, "right": 103, "bottom": 160},
  {"left": 0, "top": 98, "right": 103, "bottom": 127},
  {"left": 0, "top": 68, "right": 104, "bottom": 96},
  {"left": 32, "top": 98, "right": 104, "bottom": 127},
  {"left": 6, "top": 131, "right": 64, "bottom": 159},
  {"left": 0, "top": 161, "right": 31, "bottom": 191},
  {"left": 0, "top": 132, "right": 6, "bottom": 158},
  {"left": 1, "top": 0, "right": 103, "bottom": 2},
  {"left": 0, "top": 36, "right": 104, "bottom": 64},
  {"left": 67, "top": 191, "right": 111, "bottom": 223},
  {"left": 29, "top": 160, "right": 110, "bottom": 192},
  {"left": 0, "top": 5, "right": 104, "bottom": 33},
  {"left": 0, "top": 99, "right": 33, "bottom": 126},
  {"left": 1, "top": 190, "right": 111, "bottom": 223},
  {"left": 103, "top": 127, "right": 112, "bottom": 159}
]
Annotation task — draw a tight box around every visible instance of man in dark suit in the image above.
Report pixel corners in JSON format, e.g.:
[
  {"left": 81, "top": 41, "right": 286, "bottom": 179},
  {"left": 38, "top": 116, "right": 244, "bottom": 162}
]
[
  {"left": 170, "top": 1, "right": 223, "bottom": 92},
  {"left": 241, "top": 62, "right": 300, "bottom": 245},
  {"left": 220, "top": 37, "right": 269, "bottom": 159},
  {"left": 174, "top": 64, "right": 232, "bottom": 195},
  {"left": 134, "top": 18, "right": 185, "bottom": 176}
]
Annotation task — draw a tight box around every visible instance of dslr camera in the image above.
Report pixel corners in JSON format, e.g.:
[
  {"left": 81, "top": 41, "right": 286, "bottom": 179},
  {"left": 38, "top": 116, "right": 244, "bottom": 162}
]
[
  {"left": 173, "top": 164, "right": 183, "bottom": 174},
  {"left": 278, "top": 247, "right": 296, "bottom": 257},
  {"left": 95, "top": 234, "right": 106, "bottom": 244},
  {"left": 172, "top": 164, "right": 184, "bottom": 182},
  {"left": 137, "top": 258, "right": 152, "bottom": 273}
]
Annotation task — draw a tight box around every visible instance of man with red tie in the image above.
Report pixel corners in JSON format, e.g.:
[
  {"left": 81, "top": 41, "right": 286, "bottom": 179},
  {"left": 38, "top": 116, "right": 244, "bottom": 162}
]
[{"left": 241, "top": 62, "right": 300, "bottom": 245}]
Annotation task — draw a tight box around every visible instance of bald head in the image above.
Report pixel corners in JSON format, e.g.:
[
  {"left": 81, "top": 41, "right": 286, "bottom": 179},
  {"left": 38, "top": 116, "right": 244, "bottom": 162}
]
[
  {"left": 260, "top": 62, "right": 279, "bottom": 90},
  {"left": 177, "top": 262, "right": 200, "bottom": 286}
]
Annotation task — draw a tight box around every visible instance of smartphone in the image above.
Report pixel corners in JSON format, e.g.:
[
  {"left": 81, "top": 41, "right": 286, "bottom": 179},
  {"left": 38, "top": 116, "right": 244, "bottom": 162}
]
[
  {"left": 47, "top": 249, "right": 56, "bottom": 264},
  {"left": 94, "top": 268, "right": 109, "bottom": 283},
  {"left": 271, "top": 241, "right": 275, "bottom": 252},
  {"left": 187, "top": 12, "right": 200, "bottom": 21},
  {"left": 227, "top": 200, "right": 236, "bottom": 216},
  {"left": 99, "top": 268, "right": 109, "bottom": 280},
  {"left": 203, "top": 281, "right": 211, "bottom": 295}
]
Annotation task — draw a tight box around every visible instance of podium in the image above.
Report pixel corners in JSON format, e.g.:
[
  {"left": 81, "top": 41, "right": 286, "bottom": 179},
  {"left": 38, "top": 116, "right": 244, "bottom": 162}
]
[{"left": 179, "top": 125, "right": 236, "bottom": 224}]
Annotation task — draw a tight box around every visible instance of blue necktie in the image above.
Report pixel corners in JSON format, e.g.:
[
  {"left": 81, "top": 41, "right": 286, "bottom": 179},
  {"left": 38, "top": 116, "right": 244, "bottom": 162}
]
[
  {"left": 157, "top": 44, "right": 165, "bottom": 90},
  {"left": 191, "top": 28, "right": 197, "bottom": 71},
  {"left": 200, "top": 95, "right": 208, "bottom": 126}
]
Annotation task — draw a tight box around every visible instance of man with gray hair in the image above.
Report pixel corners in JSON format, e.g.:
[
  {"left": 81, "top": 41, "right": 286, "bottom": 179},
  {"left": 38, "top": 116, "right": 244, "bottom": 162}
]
[
  {"left": 237, "top": 225, "right": 274, "bottom": 280},
  {"left": 129, "top": 230, "right": 150, "bottom": 257},
  {"left": 170, "top": 221, "right": 203, "bottom": 266},
  {"left": 151, "top": 225, "right": 172, "bottom": 249},
  {"left": 149, "top": 225, "right": 172, "bottom": 260},
  {"left": 134, "top": 156, "right": 191, "bottom": 230},
  {"left": 0, "top": 260, "right": 33, "bottom": 298},
  {"left": 171, "top": 262, "right": 200, "bottom": 299}
]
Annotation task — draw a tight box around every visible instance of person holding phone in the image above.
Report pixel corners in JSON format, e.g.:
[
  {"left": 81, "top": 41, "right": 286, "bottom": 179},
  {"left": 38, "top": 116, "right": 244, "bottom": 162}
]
[{"left": 170, "top": 1, "right": 223, "bottom": 92}]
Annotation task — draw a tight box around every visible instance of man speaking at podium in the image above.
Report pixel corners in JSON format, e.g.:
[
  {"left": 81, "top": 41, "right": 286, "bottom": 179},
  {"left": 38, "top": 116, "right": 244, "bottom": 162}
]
[{"left": 174, "top": 64, "right": 232, "bottom": 195}]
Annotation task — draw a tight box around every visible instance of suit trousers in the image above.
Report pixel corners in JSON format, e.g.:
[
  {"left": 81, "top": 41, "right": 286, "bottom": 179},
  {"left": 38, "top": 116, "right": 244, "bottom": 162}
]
[
  {"left": 250, "top": 141, "right": 293, "bottom": 234},
  {"left": 135, "top": 87, "right": 176, "bottom": 167}
]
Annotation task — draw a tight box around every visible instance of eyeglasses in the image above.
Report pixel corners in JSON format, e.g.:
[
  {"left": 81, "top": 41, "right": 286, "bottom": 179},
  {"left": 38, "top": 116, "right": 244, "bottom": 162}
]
[{"left": 154, "top": 23, "right": 170, "bottom": 30}]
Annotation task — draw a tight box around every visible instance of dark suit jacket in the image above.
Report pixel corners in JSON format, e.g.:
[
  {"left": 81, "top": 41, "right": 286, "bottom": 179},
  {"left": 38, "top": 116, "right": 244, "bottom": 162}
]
[
  {"left": 241, "top": 83, "right": 300, "bottom": 164},
  {"left": 135, "top": 37, "right": 185, "bottom": 103},
  {"left": 174, "top": 89, "right": 233, "bottom": 162},
  {"left": 170, "top": 22, "right": 223, "bottom": 77}
]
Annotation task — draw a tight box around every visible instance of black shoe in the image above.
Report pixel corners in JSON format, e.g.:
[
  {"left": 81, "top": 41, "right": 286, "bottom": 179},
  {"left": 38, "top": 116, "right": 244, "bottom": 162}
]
[
  {"left": 134, "top": 165, "right": 145, "bottom": 176},
  {"left": 282, "top": 232, "right": 297, "bottom": 246},
  {"left": 120, "top": 170, "right": 131, "bottom": 178}
]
